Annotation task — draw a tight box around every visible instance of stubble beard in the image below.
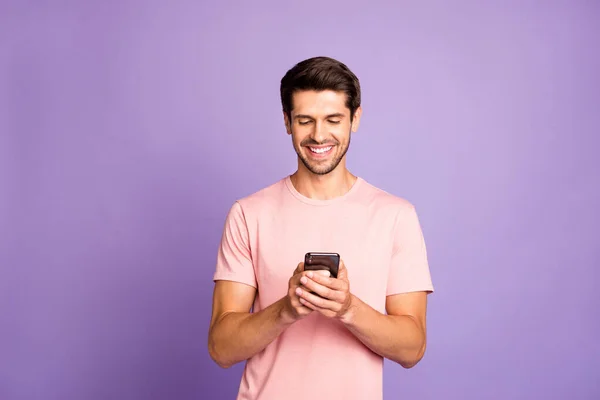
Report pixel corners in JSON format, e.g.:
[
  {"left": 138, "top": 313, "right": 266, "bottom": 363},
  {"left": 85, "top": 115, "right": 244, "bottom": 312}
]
[{"left": 294, "top": 131, "right": 351, "bottom": 176}]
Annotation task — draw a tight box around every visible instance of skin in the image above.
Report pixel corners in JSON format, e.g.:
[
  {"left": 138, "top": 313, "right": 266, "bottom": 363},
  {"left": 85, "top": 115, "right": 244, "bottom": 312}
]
[
  {"left": 284, "top": 90, "right": 361, "bottom": 200},
  {"left": 208, "top": 89, "right": 429, "bottom": 369}
]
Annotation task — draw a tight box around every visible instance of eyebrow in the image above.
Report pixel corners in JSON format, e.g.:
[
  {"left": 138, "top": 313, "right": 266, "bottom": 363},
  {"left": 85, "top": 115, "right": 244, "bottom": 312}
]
[{"left": 294, "top": 113, "right": 345, "bottom": 120}]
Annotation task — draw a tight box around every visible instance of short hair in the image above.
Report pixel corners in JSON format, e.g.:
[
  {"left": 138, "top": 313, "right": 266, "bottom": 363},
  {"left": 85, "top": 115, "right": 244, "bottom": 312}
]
[{"left": 280, "top": 56, "right": 361, "bottom": 121}]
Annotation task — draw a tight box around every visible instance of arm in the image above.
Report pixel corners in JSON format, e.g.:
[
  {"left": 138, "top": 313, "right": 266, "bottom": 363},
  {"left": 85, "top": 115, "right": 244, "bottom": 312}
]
[
  {"left": 297, "top": 269, "right": 429, "bottom": 368},
  {"left": 341, "top": 291, "right": 428, "bottom": 368},
  {"left": 208, "top": 264, "right": 316, "bottom": 368},
  {"left": 209, "top": 202, "right": 315, "bottom": 368},
  {"left": 296, "top": 204, "right": 433, "bottom": 368},
  {"left": 346, "top": 204, "right": 432, "bottom": 367},
  {"left": 208, "top": 281, "right": 294, "bottom": 369}
]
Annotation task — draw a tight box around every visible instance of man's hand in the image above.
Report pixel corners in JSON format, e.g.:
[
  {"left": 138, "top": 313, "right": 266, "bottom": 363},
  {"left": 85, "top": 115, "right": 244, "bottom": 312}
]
[
  {"left": 208, "top": 262, "right": 332, "bottom": 368},
  {"left": 296, "top": 260, "right": 354, "bottom": 321},
  {"left": 280, "top": 262, "right": 331, "bottom": 324}
]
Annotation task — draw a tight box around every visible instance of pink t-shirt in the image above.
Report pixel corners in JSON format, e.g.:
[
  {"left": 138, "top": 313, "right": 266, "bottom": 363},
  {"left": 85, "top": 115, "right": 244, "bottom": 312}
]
[{"left": 213, "top": 176, "right": 434, "bottom": 400}]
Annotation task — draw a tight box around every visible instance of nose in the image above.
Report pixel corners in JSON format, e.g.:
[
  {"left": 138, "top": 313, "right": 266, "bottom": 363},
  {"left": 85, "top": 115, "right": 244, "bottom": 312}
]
[{"left": 310, "top": 121, "right": 328, "bottom": 143}]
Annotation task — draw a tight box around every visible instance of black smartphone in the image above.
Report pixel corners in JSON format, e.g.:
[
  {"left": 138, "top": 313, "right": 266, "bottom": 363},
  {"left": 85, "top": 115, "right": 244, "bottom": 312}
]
[{"left": 304, "top": 252, "right": 340, "bottom": 279}]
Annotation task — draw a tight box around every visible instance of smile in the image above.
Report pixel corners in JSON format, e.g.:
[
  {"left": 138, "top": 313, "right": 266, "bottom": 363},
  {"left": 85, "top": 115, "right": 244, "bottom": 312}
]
[{"left": 309, "top": 146, "right": 333, "bottom": 154}]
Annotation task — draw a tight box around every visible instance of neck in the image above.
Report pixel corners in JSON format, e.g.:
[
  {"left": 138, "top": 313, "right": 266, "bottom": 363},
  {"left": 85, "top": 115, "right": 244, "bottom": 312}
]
[{"left": 290, "top": 163, "right": 357, "bottom": 201}]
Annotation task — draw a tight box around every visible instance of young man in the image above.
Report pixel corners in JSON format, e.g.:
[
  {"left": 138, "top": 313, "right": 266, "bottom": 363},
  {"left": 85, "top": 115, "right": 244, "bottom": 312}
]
[{"left": 208, "top": 56, "right": 434, "bottom": 400}]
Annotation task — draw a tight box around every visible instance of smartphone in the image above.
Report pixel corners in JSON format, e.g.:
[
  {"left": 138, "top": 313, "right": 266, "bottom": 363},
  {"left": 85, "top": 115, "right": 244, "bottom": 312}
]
[{"left": 304, "top": 252, "right": 340, "bottom": 279}]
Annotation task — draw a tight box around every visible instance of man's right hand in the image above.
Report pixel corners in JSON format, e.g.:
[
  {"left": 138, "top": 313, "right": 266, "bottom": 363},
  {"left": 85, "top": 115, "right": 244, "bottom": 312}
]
[
  {"left": 209, "top": 262, "right": 329, "bottom": 368},
  {"left": 281, "top": 262, "right": 330, "bottom": 324}
]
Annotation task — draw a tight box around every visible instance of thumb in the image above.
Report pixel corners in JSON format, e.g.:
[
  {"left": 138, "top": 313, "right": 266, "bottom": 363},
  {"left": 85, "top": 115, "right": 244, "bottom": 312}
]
[
  {"left": 294, "top": 262, "right": 304, "bottom": 274},
  {"left": 337, "top": 260, "right": 347, "bottom": 279}
]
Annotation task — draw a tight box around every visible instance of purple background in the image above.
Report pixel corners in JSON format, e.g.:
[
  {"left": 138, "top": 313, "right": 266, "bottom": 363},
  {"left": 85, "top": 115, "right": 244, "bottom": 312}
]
[{"left": 1, "top": 2, "right": 599, "bottom": 399}]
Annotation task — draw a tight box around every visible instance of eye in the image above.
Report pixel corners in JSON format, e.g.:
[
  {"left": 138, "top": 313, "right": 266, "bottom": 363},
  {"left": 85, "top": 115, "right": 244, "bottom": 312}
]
[
  {"left": 298, "top": 120, "right": 312, "bottom": 125},
  {"left": 328, "top": 120, "right": 341, "bottom": 124}
]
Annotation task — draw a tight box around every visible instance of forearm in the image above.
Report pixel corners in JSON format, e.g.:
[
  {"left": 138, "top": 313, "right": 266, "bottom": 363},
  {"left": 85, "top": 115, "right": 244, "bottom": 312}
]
[
  {"left": 208, "top": 297, "right": 293, "bottom": 368},
  {"left": 342, "top": 295, "right": 426, "bottom": 368}
]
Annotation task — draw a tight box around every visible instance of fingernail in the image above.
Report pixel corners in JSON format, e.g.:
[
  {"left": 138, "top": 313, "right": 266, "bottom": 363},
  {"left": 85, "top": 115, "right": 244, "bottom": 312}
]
[
  {"left": 307, "top": 271, "right": 313, "bottom": 278},
  {"left": 300, "top": 277, "right": 307, "bottom": 284},
  {"left": 296, "top": 288, "right": 302, "bottom": 295}
]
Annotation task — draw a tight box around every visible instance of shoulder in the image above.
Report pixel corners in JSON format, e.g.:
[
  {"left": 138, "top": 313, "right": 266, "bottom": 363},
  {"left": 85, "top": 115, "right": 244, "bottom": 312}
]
[
  {"left": 229, "top": 177, "right": 288, "bottom": 216},
  {"left": 357, "top": 178, "right": 417, "bottom": 216},
  {"left": 358, "top": 179, "right": 425, "bottom": 246}
]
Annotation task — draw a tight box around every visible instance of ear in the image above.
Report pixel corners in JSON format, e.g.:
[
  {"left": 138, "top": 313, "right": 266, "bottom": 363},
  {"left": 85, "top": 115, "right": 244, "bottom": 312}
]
[
  {"left": 351, "top": 106, "right": 362, "bottom": 133},
  {"left": 283, "top": 111, "right": 292, "bottom": 135}
]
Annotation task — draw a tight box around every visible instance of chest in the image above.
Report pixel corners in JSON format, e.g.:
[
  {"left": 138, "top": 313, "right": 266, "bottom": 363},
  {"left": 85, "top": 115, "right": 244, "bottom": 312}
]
[{"left": 247, "top": 206, "right": 395, "bottom": 311}]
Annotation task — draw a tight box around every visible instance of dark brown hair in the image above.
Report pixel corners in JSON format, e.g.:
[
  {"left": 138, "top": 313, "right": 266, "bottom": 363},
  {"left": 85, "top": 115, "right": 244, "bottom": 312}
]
[{"left": 280, "top": 56, "right": 361, "bottom": 121}]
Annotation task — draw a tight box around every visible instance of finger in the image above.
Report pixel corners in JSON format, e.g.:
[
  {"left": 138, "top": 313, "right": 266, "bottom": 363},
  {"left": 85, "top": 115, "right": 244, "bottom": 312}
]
[
  {"left": 289, "top": 285, "right": 310, "bottom": 305},
  {"left": 300, "top": 276, "right": 343, "bottom": 302},
  {"left": 304, "top": 271, "right": 346, "bottom": 291},
  {"left": 290, "top": 295, "right": 312, "bottom": 314},
  {"left": 300, "top": 267, "right": 330, "bottom": 278},
  {"left": 293, "top": 269, "right": 329, "bottom": 286},
  {"left": 294, "top": 262, "right": 304, "bottom": 275},
  {"left": 298, "top": 298, "right": 337, "bottom": 319},
  {"left": 298, "top": 297, "right": 319, "bottom": 311},
  {"left": 336, "top": 260, "right": 348, "bottom": 280},
  {"left": 295, "top": 286, "right": 341, "bottom": 311},
  {"left": 296, "top": 304, "right": 313, "bottom": 315}
]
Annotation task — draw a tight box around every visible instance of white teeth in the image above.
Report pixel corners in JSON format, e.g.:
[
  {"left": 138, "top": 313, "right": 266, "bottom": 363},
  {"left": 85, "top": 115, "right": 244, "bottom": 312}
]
[{"left": 310, "top": 146, "right": 332, "bottom": 154}]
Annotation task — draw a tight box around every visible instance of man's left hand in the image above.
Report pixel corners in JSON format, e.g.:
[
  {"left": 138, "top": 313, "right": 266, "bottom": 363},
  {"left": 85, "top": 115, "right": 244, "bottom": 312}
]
[{"left": 296, "top": 259, "right": 354, "bottom": 320}]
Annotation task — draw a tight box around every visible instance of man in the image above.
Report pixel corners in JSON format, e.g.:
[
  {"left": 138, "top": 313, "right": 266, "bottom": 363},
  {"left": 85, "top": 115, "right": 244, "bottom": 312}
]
[{"left": 208, "top": 56, "right": 434, "bottom": 400}]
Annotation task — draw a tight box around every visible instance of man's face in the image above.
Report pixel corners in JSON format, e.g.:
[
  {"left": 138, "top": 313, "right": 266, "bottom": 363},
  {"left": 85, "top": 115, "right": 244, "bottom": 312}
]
[{"left": 284, "top": 90, "right": 361, "bottom": 176}]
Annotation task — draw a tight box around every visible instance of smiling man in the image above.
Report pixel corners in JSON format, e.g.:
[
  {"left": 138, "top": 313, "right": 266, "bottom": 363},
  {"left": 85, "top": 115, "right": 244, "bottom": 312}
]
[{"left": 208, "top": 56, "right": 434, "bottom": 400}]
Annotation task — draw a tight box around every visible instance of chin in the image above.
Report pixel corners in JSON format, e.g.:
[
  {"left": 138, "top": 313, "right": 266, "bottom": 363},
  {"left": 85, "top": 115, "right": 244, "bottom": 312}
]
[
  {"left": 310, "top": 168, "right": 334, "bottom": 176},
  {"left": 303, "top": 160, "right": 339, "bottom": 175}
]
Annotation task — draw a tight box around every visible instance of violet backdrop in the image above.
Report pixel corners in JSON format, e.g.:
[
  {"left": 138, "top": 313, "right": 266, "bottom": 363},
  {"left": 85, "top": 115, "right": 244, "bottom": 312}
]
[{"left": 1, "top": 1, "right": 599, "bottom": 399}]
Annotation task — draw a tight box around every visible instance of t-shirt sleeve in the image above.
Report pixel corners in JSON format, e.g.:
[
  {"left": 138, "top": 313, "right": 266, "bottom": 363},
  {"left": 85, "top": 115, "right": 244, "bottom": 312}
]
[
  {"left": 386, "top": 204, "right": 434, "bottom": 296},
  {"left": 213, "top": 201, "right": 257, "bottom": 288}
]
